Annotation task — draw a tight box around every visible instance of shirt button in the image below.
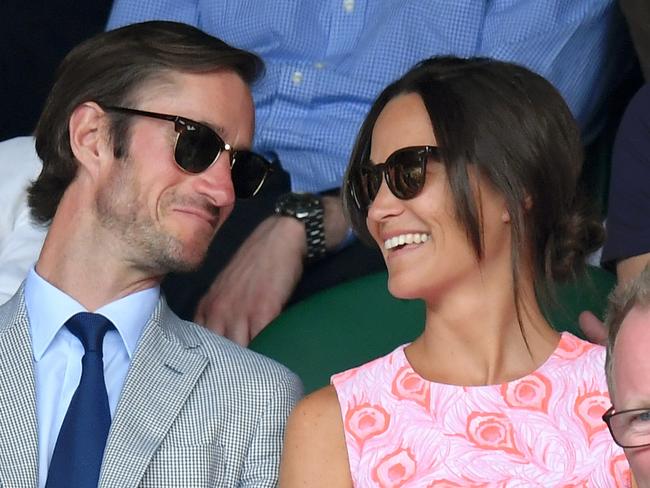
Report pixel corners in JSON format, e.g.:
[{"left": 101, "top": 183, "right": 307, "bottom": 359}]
[
  {"left": 291, "top": 70, "right": 304, "bottom": 85},
  {"left": 343, "top": 0, "right": 354, "bottom": 13},
  {"left": 314, "top": 62, "right": 326, "bottom": 70}
]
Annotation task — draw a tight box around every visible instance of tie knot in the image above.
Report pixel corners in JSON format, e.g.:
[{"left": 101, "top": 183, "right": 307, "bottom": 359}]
[{"left": 64, "top": 312, "right": 114, "bottom": 353}]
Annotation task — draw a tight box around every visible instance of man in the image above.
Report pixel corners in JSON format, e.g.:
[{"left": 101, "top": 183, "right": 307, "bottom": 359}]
[
  {"left": 601, "top": 83, "right": 650, "bottom": 283},
  {"left": 604, "top": 265, "right": 650, "bottom": 487},
  {"left": 0, "top": 21, "right": 301, "bottom": 488},
  {"left": 579, "top": 83, "right": 650, "bottom": 344},
  {"left": 108, "top": 0, "right": 632, "bottom": 346}
]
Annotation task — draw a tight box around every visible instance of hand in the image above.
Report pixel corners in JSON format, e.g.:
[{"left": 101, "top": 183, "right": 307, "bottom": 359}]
[
  {"left": 578, "top": 310, "right": 607, "bottom": 346},
  {"left": 194, "top": 215, "right": 306, "bottom": 346}
]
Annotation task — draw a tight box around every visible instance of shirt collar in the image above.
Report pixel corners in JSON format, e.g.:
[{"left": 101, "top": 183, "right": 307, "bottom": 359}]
[{"left": 25, "top": 267, "right": 160, "bottom": 361}]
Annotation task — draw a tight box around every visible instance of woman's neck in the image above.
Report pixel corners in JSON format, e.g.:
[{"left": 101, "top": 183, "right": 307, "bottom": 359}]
[{"left": 406, "top": 269, "right": 559, "bottom": 386}]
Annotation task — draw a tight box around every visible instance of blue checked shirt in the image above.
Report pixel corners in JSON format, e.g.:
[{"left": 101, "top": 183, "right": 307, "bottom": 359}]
[{"left": 108, "top": 0, "right": 628, "bottom": 193}]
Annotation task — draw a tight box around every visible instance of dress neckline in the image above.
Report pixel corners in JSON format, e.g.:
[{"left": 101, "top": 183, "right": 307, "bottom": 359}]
[{"left": 396, "top": 331, "right": 585, "bottom": 389}]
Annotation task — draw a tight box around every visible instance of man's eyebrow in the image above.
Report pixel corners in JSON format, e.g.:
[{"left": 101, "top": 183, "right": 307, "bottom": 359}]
[{"left": 199, "top": 118, "right": 253, "bottom": 150}]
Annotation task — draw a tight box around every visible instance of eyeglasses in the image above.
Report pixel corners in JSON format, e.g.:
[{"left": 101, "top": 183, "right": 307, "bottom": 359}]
[
  {"left": 603, "top": 405, "right": 650, "bottom": 448},
  {"left": 350, "top": 145, "right": 439, "bottom": 209},
  {"left": 101, "top": 105, "right": 272, "bottom": 199}
]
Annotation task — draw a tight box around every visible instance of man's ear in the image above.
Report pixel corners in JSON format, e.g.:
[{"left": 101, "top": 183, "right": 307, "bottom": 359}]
[{"left": 68, "top": 102, "right": 111, "bottom": 176}]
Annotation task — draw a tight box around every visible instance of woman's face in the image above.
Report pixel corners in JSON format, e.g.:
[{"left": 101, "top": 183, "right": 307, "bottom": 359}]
[{"left": 366, "top": 93, "right": 512, "bottom": 301}]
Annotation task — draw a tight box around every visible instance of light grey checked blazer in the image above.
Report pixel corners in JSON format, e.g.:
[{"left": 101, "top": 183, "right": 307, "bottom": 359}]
[{"left": 0, "top": 287, "right": 302, "bottom": 487}]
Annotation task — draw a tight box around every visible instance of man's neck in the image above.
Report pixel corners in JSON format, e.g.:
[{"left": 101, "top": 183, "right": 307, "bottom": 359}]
[
  {"left": 36, "top": 202, "right": 163, "bottom": 312},
  {"left": 35, "top": 254, "right": 161, "bottom": 313}
]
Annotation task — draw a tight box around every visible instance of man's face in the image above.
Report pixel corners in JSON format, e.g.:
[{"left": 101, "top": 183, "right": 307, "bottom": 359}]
[
  {"left": 95, "top": 70, "right": 254, "bottom": 274},
  {"left": 612, "top": 305, "right": 650, "bottom": 487}
]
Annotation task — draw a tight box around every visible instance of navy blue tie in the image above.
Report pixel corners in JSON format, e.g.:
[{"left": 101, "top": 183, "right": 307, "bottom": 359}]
[{"left": 45, "top": 312, "right": 114, "bottom": 488}]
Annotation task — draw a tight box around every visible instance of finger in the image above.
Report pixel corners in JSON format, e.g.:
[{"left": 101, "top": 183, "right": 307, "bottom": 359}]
[
  {"left": 203, "top": 312, "right": 228, "bottom": 336},
  {"left": 249, "top": 306, "right": 282, "bottom": 341},
  {"left": 193, "top": 304, "right": 206, "bottom": 326},
  {"left": 194, "top": 292, "right": 224, "bottom": 331},
  {"left": 578, "top": 310, "right": 608, "bottom": 346},
  {"left": 225, "top": 322, "right": 251, "bottom": 347},
  {"left": 196, "top": 299, "right": 230, "bottom": 336}
]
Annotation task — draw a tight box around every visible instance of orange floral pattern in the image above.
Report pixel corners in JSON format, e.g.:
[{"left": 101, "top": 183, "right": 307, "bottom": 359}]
[
  {"left": 392, "top": 365, "right": 431, "bottom": 410},
  {"left": 331, "top": 332, "right": 630, "bottom": 487},
  {"left": 465, "top": 412, "right": 522, "bottom": 456},
  {"left": 346, "top": 403, "right": 390, "bottom": 445},
  {"left": 371, "top": 448, "right": 417, "bottom": 487},
  {"left": 555, "top": 332, "right": 591, "bottom": 359},
  {"left": 500, "top": 372, "right": 551, "bottom": 412},
  {"left": 611, "top": 454, "right": 632, "bottom": 486},
  {"left": 574, "top": 391, "right": 610, "bottom": 443}
]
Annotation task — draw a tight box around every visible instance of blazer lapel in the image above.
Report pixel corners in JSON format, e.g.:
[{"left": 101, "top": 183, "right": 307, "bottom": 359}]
[
  {"left": 0, "top": 291, "right": 38, "bottom": 488},
  {"left": 99, "top": 302, "right": 208, "bottom": 488}
]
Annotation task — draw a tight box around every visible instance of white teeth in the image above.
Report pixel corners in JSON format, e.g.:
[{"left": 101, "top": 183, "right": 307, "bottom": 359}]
[{"left": 384, "top": 233, "right": 430, "bottom": 250}]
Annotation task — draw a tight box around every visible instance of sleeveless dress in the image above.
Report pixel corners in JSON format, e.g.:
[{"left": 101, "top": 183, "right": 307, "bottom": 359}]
[{"left": 331, "top": 332, "right": 630, "bottom": 487}]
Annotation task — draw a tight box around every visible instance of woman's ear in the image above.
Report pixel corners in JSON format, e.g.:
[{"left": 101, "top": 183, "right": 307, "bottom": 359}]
[
  {"left": 524, "top": 195, "right": 533, "bottom": 210},
  {"left": 503, "top": 196, "right": 532, "bottom": 223},
  {"left": 68, "top": 102, "right": 111, "bottom": 176}
]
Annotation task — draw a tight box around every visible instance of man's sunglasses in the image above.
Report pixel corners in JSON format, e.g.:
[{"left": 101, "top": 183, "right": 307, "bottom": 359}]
[
  {"left": 101, "top": 105, "right": 272, "bottom": 199},
  {"left": 351, "top": 145, "right": 439, "bottom": 209}
]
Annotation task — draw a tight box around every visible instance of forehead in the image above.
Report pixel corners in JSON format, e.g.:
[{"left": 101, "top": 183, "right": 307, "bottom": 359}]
[
  {"left": 613, "top": 305, "right": 650, "bottom": 408},
  {"left": 138, "top": 70, "right": 255, "bottom": 147},
  {"left": 370, "top": 93, "right": 437, "bottom": 161}
]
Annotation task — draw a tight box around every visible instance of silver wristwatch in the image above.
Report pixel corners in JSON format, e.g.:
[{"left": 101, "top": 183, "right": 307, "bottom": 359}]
[{"left": 274, "top": 192, "right": 326, "bottom": 263}]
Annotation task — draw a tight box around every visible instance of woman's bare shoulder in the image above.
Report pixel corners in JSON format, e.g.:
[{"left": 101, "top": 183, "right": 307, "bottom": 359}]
[{"left": 279, "top": 385, "right": 353, "bottom": 487}]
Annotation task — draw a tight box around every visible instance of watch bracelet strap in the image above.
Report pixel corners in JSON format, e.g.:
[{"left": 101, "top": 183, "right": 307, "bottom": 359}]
[{"left": 305, "top": 204, "right": 326, "bottom": 263}]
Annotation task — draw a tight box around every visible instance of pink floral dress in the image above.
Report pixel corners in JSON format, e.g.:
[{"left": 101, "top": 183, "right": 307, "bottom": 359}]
[{"left": 331, "top": 333, "right": 630, "bottom": 487}]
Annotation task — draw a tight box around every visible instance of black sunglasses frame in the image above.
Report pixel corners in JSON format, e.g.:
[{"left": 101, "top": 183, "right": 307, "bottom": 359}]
[
  {"left": 602, "top": 405, "right": 650, "bottom": 449},
  {"left": 352, "top": 145, "right": 439, "bottom": 210},
  {"left": 101, "top": 105, "right": 272, "bottom": 198}
]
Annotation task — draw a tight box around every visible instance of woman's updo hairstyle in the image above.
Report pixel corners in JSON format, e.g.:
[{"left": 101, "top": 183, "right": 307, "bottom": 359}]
[{"left": 343, "top": 56, "right": 603, "bottom": 305}]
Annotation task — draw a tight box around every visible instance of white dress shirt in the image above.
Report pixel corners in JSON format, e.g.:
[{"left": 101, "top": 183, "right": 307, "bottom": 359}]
[
  {"left": 24, "top": 267, "right": 159, "bottom": 488},
  {"left": 0, "top": 137, "right": 47, "bottom": 304}
]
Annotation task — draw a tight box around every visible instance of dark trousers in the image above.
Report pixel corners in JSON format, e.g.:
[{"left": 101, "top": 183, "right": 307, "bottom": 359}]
[{"left": 162, "top": 164, "right": 385, "bottom": 320}]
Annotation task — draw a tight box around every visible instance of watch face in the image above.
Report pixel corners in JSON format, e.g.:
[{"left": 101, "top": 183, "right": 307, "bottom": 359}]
[
  {"left": 276, "top": 192, "right": 322, "bottom": 216},
  {"left": 287, "top": 192, "right": 314, "bottom": 206},
  {"left": 275, "top": 193, "right": 326, "bottom": 262}
]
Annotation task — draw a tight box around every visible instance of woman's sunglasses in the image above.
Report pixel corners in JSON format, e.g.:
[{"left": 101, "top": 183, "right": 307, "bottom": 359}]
[
  {"left": 351, "top": 145, "right": 439, "bottom": 209},
  {"left": 101, "top": 105, "right": 272, "bottom": 199}
]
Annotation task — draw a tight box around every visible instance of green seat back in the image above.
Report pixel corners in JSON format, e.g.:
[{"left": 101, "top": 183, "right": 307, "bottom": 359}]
[
  {"left": 544, "top": 265, "right": 616, "bottom": 337},
  {"left": 249, "top": 265, "right": 615, "bottom": 394}
]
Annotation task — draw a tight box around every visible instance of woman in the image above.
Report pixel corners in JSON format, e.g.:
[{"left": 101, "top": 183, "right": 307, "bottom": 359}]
[{"left": 279, "top": 57, "right": 631, "bottom": 486}]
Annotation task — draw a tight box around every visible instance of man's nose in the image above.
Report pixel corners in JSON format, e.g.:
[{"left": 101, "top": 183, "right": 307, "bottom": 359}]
[{"left": 194, "top": 152, "right": 236, "bottom": 207}]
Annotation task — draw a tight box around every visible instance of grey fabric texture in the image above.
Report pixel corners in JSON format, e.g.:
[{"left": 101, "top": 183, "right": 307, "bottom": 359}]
[{"left": 0, "top": 286, "right": 302, "bottom": 488}]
